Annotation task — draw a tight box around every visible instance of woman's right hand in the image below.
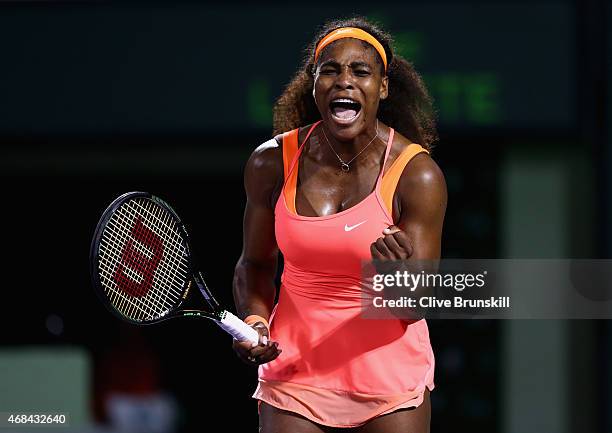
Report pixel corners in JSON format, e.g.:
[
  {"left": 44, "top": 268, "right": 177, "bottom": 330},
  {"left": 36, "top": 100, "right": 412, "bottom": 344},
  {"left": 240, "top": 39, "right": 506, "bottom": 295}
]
[{"left": 232, "top": 321, "right": 282, "bottom": 365}]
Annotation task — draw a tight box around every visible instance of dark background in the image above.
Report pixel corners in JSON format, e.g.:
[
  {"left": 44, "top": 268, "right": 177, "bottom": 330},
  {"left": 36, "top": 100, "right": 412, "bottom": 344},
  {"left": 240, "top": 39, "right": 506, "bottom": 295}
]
[{"left": 0, "top": 1, "right": 609, "bottom": 432}]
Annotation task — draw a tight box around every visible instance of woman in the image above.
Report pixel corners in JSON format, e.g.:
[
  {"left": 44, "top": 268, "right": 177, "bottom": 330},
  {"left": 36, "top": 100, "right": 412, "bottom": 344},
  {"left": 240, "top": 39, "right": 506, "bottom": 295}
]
[{"left": 233, "top": 17, "right": 447, "bottom": 433}]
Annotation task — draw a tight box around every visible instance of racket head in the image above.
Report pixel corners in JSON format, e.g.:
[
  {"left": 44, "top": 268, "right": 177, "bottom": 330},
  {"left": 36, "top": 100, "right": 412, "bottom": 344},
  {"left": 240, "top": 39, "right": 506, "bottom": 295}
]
[{"left": 90, "top": 191, "right": 195, "bottom": 325}]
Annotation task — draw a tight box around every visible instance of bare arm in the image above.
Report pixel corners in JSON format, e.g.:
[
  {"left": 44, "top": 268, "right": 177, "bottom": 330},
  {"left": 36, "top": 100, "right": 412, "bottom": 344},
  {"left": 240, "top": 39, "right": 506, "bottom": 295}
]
[
  {"left": 232, "top": 138, "right": 283, "bottom": 364},
  {"left": 371, "top": 153, "right": 447, "bottom": 260},
  {"left": 370, "top": 153, "right": 447, "bottom": 317},
  {"left": 397, "top": 153, "right": 446, "bottom": 259}
]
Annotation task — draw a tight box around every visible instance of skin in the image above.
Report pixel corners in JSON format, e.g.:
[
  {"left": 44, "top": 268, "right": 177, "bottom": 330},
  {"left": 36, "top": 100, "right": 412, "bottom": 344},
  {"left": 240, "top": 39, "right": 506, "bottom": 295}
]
[{"left": 233, "top": 37, "right": 447, "bottom": 433}]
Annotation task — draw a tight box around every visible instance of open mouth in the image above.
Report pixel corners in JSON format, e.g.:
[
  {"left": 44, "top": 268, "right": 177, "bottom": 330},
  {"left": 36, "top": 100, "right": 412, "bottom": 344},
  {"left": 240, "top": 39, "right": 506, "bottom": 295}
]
[{"left": 329, "top": 98, "right": 362, "bottom": 122}]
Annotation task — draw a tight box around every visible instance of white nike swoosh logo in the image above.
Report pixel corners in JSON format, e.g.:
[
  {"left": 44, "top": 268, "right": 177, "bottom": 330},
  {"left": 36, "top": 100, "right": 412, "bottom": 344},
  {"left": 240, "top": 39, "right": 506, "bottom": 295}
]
[{"left": 344, "top": 221, "right": 367, "bottom": 232}]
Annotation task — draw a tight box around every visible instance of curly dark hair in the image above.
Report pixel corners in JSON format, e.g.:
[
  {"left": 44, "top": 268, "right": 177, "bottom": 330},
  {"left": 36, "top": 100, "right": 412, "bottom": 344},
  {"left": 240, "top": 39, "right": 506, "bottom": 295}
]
[{"left": 272, "top": 17, "right": 438, "bottom": 151}]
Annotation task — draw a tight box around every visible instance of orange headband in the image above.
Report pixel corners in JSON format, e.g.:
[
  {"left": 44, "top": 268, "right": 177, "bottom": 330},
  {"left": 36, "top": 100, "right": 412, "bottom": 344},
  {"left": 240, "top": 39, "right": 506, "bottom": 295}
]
[{"left": 314, "top": 27, "right": 388, "bottom": 72}]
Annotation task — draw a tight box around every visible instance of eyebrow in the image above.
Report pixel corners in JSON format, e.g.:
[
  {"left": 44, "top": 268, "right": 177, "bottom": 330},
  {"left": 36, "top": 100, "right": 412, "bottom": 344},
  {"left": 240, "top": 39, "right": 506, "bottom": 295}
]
[{"left": 319, "top": 60, "right": 373, "bottom": 69}]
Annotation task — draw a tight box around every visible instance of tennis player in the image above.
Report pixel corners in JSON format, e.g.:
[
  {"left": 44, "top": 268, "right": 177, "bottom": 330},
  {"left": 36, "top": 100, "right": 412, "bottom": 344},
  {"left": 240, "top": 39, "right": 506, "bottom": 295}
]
[{"left": 233, "top": 17, "right": 447, "bottom": 433}]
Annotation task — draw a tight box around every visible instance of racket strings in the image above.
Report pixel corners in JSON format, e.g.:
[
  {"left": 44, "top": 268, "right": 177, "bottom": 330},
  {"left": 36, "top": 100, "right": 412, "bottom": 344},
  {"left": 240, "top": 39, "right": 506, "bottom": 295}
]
[
  {"left": 100, "top": 209, "right": 171, "bottom": 320},
  {"left": 100, "top": 225, "right": 169, "bottom": 320},
  {"left": 113, "top": 199, "right": 187, "bottom": 317},
  {"left": 98, "top": 198, "right": 189, "bottom": 322},
  {"left": 105, "top": 203, "right": 185, "bottom": 293},
  {"left": 146, "top": 199, "right": 188, "bottom": 309},
  {"left": 115, "top": 217, "right": 162, "bottom": 295},
  {"left": 104, "top": 216, "right": 167, "bottom": 320},
  {"left": 101, "top": 202, "right": 184, "bottom": 320},
  {"left": 139, "top": 198, "right": 190, "bottom": 312}
]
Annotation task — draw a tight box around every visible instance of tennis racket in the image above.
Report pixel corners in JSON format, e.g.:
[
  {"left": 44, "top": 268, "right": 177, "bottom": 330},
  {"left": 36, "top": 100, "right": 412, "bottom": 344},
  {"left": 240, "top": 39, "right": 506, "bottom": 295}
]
[{"left": 90, "top": 191, "right": 259, "bottom": 345}]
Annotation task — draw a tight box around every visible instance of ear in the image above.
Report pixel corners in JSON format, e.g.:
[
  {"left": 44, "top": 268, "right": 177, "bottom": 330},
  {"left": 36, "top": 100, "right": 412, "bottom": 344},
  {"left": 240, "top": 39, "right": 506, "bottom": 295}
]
[{"left": 379, "top": 76, "right": 389, "bottom": 100}]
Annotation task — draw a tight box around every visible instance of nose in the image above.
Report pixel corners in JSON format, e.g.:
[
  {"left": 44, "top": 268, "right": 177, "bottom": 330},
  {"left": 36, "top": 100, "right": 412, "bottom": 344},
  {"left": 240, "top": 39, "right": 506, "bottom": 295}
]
[{"left": 335, "top": 66, "right": 354, "bottom": 89}]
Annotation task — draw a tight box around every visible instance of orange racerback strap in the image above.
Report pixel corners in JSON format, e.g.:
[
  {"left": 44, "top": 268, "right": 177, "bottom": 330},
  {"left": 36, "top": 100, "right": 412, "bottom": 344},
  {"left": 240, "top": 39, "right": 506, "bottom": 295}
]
[
  {"left": 282, "top": 130, "right": 299, "bottom": 181},
  {"left": 380, "top": 143, "right": 429, "bottom": 216},
  {"left": 283, "top": 127, "right": 427, "bottom": 217},
  {"left": 282, "top": 129, "right": 299, "bottom": 213},
  {"left": 282, "top": 123, "right": 320, "bottom": 214}
]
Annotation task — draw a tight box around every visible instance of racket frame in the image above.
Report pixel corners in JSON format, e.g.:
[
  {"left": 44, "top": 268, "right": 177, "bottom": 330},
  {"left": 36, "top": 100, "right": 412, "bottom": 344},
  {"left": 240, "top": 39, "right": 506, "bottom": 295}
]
[{"left": 90, "top": 191, "right": 221, "bottom": 325}]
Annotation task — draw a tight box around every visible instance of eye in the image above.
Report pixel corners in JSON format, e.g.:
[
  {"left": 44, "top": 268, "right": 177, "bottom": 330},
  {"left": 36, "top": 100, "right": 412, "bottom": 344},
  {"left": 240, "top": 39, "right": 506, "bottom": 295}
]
[{"left": 354, "top": 69, "right": 370, "bottom": 76}]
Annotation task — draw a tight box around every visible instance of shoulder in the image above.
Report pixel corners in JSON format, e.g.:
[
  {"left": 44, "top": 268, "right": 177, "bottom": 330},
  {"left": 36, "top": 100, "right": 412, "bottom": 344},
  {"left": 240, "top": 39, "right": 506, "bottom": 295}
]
[
  {"left": 385, "top": 128, "right": 442, "bottom": 185},
  {"left": 391, "top": 143, "right": 446, "bottom": 226},
  {"left": 245, "top": 123, "right": 317, "bottom": 178},
  {"left": 390, "top": 130, "right": 446, "bottom": 204},
  {"left": 400, "top": 152, "right": 445, "bottom": 193},
  {"left": 244, "top": 135, "right": 285, "bottom": 207},
  {"left": 398, "top": 153, "right": 447, "bottom": 219},
  {"left": 245, "top": 135, "right": 284, "bottom": 176}
]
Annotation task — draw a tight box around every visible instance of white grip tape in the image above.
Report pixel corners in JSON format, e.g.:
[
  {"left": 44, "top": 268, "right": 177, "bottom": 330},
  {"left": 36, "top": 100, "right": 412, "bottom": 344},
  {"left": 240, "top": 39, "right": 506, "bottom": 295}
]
[{"left": 217, "top": 311, "right": 260, "bottom": 345}]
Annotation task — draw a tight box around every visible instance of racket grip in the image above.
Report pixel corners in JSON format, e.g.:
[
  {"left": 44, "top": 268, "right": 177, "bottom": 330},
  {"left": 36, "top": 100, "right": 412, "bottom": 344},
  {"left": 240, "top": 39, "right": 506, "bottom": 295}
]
[{"left": 217, "top": 311, "right": 260, "bottom": 345}]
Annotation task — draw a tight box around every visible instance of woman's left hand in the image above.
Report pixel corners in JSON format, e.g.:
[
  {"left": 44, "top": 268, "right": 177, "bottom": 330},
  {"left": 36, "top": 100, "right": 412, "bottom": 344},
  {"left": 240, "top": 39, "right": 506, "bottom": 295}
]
[{"left": 370, "top": 225, "right": 413, "bottom": 261}]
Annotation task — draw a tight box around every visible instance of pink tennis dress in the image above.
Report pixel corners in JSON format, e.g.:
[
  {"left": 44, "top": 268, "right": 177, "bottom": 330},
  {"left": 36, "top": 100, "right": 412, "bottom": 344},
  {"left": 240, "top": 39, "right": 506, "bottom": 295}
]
[{"left": 253, "top": 122, "right": 435, "bottom": 427}]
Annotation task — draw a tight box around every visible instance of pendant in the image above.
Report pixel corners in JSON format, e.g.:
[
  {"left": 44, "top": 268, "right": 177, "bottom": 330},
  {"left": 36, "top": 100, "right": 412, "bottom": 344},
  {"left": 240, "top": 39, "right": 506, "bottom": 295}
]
[{"left": 341, "top": 163, "right": 350, "bottom": 172}]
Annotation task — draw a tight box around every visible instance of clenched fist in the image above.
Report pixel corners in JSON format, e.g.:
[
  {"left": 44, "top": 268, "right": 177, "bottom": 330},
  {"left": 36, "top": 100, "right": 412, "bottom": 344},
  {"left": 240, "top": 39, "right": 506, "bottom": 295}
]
[{"left": 370, "top": 225, "right": 413, "bottom": 261}]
